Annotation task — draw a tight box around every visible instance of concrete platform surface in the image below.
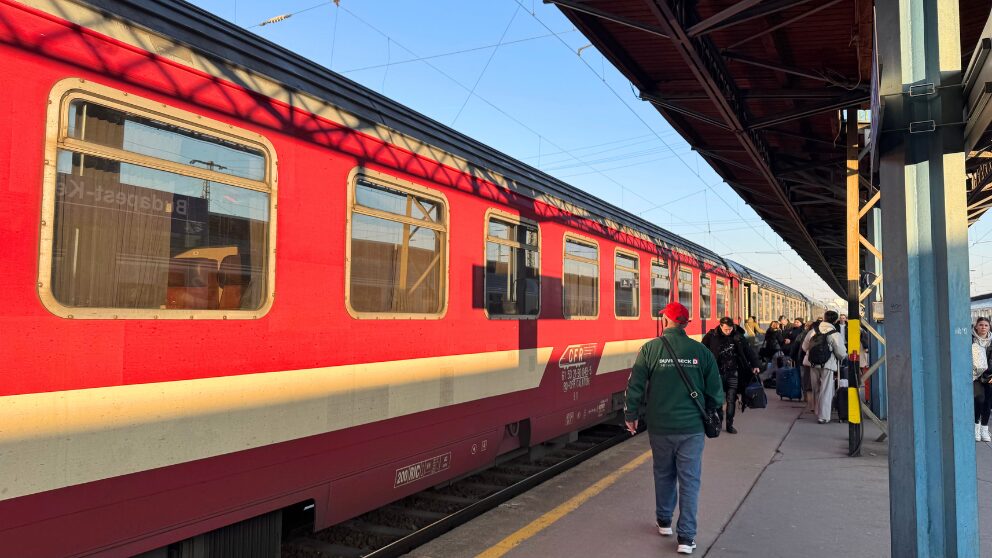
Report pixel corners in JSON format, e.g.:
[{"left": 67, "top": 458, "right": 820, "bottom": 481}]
[{"left": 407, "top": 395, "right": 992, "bottom": 557}]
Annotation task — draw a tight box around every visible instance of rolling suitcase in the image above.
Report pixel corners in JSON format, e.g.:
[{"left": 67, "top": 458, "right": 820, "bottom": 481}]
[{"left": 775, "top": 367, "right": 802, "bottom": 401}]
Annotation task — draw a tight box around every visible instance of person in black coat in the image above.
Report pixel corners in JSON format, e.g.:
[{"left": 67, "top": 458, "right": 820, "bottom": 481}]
[
  {"left": 702, "top": 317, "right": 761, "bottom": 434},
  {"left": 760, "top": 321, "right": 785, "bottom": 363}
]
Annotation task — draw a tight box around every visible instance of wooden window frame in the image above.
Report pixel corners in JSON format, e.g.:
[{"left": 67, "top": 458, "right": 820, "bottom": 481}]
[
  {"left": 345, "top": 167, "right": 449, "bottom": 320},
  {"left": 483, "top": 208, "right": 540, "bottom": 320},
  {"left": 562, "top": 233, "right": 600, "bottom": 320},
  {"left": 38, "top": 78, "right": 278, "bottom": 320},
  {"left": 613, "top": 248, "right": 640, "bottom": 320}
]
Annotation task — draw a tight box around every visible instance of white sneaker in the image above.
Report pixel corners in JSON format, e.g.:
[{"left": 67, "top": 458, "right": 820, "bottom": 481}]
[
  {"left": 981, "top": 426, "right": 990, "bottom": 442},
  {"left": 977, "top": 424, "right": 983, "bottom": 442},
  {"left": 676, "top": 540, "right": 696, "bottom": 554},
  {"left": 657, "top": 521, "right": 673, "bottom": 536}
]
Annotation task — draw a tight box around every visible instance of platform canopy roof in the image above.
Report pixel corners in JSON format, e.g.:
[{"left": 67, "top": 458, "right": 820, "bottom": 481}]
[{"left": 550, "top": 0, "right": 991, "bottom": 294}]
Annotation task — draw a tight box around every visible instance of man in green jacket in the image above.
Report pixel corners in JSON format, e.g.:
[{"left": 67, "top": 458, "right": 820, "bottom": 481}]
[{"left": 624, "top": 302, "right": 724, "bottom": 555}]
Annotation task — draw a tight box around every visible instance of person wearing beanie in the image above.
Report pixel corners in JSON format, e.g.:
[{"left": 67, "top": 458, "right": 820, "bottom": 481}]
[{"left": 624, "top": 302, "right": 723, "bottom": 554}]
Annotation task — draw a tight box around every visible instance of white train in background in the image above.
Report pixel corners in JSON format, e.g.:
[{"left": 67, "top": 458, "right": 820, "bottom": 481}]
[{"left": 972, "top": 293, "right": 992, "bottom": 324}]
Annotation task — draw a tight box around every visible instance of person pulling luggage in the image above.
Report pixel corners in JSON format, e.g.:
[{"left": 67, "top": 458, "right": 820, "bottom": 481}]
[
  {"left": 702, "top": 317, "right": 761, "bottom": 434},
  {"left": 800, "top": 311, "right": 848, "bottom": 423}
]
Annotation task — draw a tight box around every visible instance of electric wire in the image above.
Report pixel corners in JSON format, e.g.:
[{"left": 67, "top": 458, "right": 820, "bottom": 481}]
[
  {"left": 515, "top": 0, "right": 827, "bottom": 290},
  {"left": 331, "top": 3, "right": 743, "bottom": 253},
  {"left": 340, "top": 29, "right": 577, "bottom": 74},
  {"left": 451, "top": 5, "right": 521, "bottom": 125}
]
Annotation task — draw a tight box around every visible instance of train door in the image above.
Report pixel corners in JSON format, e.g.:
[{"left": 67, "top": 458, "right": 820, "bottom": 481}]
[{"left": 742, "top": 282, "right": 753, "bottom": 318}]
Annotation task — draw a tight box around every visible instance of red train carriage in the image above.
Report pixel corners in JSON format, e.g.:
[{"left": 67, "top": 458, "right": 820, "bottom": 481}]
[{"left": 0, "top": 1, "right": 810, "bottom": 555}]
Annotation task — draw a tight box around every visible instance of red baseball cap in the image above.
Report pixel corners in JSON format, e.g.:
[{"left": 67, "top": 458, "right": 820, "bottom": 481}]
[{"left": 662, "top": 302, "right": 690, "bottom": 325}]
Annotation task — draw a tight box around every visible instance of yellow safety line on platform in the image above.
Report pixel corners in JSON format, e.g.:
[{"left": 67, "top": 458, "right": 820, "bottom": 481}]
[{"left": 476, "top": 448, "right": 653, "bottom": 558}]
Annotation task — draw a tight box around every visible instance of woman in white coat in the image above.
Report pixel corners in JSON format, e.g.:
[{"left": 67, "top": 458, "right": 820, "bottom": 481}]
[
  {"left": 800, "top": 310, "right": 848, "bottom": 424},
  {"left": 972, "top": 317, "right": 992, "bottom": 442}
]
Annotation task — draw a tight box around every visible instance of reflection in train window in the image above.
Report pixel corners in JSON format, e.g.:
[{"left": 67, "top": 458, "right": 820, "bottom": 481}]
[
  {"left": 678, "top": 268, "right": 694, "bottom": 317},
  {"left": 49, "top": 99, "right": 271, "bottom": 314},
  {"left": 700, "top": 274, "right": 711, "bottom": 319},
  {"left": 485, "top": 215, "right": 539, "bottom": 318},
  {"left": 615, "top": 251, "right": 639, "bottom": 318},
  {"left": 348, "top": 178, "right": 446, "bottom": 316},
  {"left": 716, "top": 277, "right": 726, "bottom": 318},
  {"left": 650, "top": 259, "right": 671, "bottom": 317},
  {"left": 563, "top": 236, "right": 599, "bottom": 318}
]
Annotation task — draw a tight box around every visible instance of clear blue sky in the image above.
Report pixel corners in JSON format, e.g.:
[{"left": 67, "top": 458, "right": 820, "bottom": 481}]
[{"left": 187, "top": 0, "right": 991, "bottom": 306}]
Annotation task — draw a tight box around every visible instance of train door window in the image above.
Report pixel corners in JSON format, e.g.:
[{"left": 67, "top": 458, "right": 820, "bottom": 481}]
[
  {"left": 700, "top": 275, "right": 712, "bottom": 319},
  {"left": 40, "top": 82, "right": 275, "bottom": 319},
  {"left": 716, "top": 278, "right": 726, "bottom": 318},
  {"left": 563, "top": 235, "right": 599, "bottom": 318},
  {"left": 348, "top": 173, "right": 447, "bottom": 317},
  {"left": 650, "top": 259, "right": 671, "bottom": 317},
  {"left": 484, "top": 211, "right": 539, "bottom": 318},
  {"left": 678, "top": 268, "right": 694, "bottom": 316},
  {"left": 614, "top": 250, "right": 639, "bottom": 318}
]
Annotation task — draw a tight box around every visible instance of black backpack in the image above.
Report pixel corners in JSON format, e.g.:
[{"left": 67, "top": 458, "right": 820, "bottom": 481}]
[{"left": 807, "top": 329, "right": 839, "bottom": 366}]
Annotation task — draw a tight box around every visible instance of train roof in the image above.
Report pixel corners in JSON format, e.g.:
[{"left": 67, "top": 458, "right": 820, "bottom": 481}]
[
  {"left": 73, "top": 0, "right": 736, "bottom": 260},
  {"left": 722, "top": 259, "right": 810, "bottom": 302}
]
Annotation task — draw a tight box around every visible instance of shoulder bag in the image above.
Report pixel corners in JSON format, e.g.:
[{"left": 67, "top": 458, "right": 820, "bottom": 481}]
[{"left": 660, "top": 336, "right": 721, "bottom": 438}]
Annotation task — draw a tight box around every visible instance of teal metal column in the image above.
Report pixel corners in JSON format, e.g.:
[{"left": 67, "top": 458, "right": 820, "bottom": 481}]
[
  {"left": 876, "top": 0, "right": 977, "bottom": 556},
  {"left": 868, "top": 207, "right": 887, "bottom": 420}
]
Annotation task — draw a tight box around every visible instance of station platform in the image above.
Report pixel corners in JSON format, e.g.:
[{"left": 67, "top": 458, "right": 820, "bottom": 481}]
[{"left": 409, "top": 396, "right": 992, "bottom": 557}]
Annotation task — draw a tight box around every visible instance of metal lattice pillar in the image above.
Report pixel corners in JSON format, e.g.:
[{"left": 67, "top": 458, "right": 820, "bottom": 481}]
[
  {"left": 846, "top": 109, "right": 864, "bottom": 455},
  {"left": 877, "top": 0, "right": 978, "bottom": 556}
]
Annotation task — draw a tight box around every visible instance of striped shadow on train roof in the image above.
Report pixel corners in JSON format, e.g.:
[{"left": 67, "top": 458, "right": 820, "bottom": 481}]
[{"left": 43, "top": 0, "right": 725, "bottom": 264}]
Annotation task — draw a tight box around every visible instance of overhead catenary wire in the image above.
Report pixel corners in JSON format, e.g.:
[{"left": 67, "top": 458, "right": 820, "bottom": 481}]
[
  {"left": 514, "top": 0, "right": 827, "bottom": 291},
  {"left": 329, "top": 3, "right": 745, "bottom": 254},
  {"left": 451, "top": 5, "right": 521, "bottom": 125},
  {"left": 340, "top": 28, "right": 578, "bottom": 74},
  {"left": 250, "top": 3, "right": 775, "bottom": 268},
  {"left": 249, "top": 0, "right": 332, "bottom": 28}
]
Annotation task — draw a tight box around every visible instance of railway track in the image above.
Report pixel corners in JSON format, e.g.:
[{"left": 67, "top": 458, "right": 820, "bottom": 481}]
[{"left": 282, "top": 423, "right": 631, "bottom": 558}]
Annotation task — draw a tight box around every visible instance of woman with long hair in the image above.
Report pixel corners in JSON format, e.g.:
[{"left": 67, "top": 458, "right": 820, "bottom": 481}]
[
  {"left": 974, "top": 317, "right": 992, "bottom": 442},
  {"left": 760, "top": 320, "right": 783, "bottom": 362}
]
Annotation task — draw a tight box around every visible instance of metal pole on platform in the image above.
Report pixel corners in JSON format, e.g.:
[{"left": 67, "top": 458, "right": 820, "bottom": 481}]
[
  {"left": 876, "top": 0, "right": 978, "bottom": 556},
  {"left": 846, "top": 109, "right": 863, "bottom": 456}
]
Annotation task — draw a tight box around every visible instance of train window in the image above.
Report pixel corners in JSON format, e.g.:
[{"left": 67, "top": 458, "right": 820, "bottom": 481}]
[
  {"left": 41, "top": 83, "right": 275, "bottom": 319},
  {"left": 700, "top": 275, "right": 711, "bottom": 319},
  {"left": 650, "top": 259, "right": 671, "bottom": 317},
  {"left": 485, "top": 212, "right": 540, "bottom": 318},
  {"left": 716, "top": 278, "right": 726, "bottom": 318},
  {"left": 348, "top": 176, "right": 447, "bottom": 317},
  {"left": 563, "top": 235, "right": 599, "bottom": 318},
  {"left": 678, "top": 268, "right": 694, "bottom": 316},
  {"left": 614, "top": 250, "right": 639, "bottom": 318}
]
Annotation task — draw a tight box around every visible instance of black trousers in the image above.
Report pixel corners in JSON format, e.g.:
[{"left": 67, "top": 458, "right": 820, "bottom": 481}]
[
  {"left": 975, "top": 380, "right": 992, "bottom": 425},
  {"left": 722, "top": 373, "right": 739, "bottom": 426}
]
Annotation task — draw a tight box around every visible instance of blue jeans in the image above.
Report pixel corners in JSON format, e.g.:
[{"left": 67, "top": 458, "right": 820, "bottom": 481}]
[{"left": 649, "top": 432, "right": 704, "bottom": 540}]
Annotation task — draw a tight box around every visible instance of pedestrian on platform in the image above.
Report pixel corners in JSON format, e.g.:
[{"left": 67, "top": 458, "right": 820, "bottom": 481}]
[
  {"left": 973, "top": 317, "right": 992, "bottom": 442},
  {"left": 782, "top": 317, "right": 804, "bottom": 355},
  {"left": 795, "top": 320, "right": 816, "bottom": 413},
  {"left": 702, "top": 317, "right": 760, "bottom": 434},
  {"left": 760, "top": 321, "right": 783, "bottom": 362},
  {"left": 801, "top": 311, "right": 847, "bottom": 423},
  {"left": 624, "top": 302, "right": 724, "bottom": 555}
]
